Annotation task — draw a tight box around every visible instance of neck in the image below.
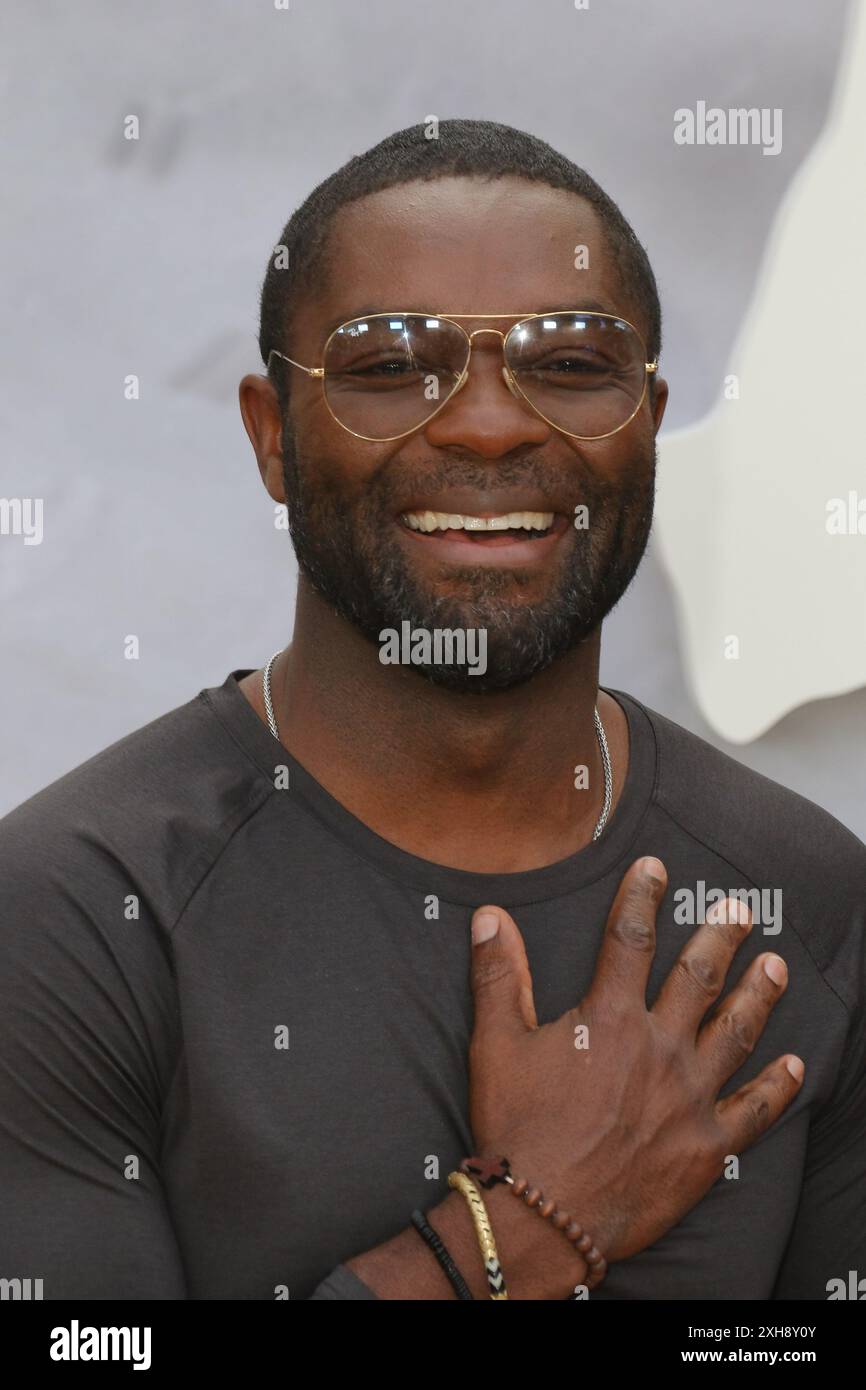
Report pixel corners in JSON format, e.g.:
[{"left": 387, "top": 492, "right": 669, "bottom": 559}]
[{"left": 258, "top": 581, "right": 629, "bottom": 872}]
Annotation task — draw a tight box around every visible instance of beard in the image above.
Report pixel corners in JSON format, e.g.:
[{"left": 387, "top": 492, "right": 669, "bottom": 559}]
[{"left": 280, "top": 420, "right": 656, "bottom": 693}]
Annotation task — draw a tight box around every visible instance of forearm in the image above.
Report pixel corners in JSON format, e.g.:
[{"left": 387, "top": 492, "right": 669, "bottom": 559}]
[{"left": 346, "top": 1185, "right": 587, "bottom": 1300}]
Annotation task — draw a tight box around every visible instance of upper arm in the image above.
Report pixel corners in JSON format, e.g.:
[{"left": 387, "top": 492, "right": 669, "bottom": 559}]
[
  {"left": 772, "top": 1002, "right": 866, "bottom": 1300},
  {"left": 0, "top": 809, "right": 187, "bottom": 1299}
]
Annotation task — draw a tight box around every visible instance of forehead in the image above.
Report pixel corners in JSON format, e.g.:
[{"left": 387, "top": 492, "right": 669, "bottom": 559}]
[{"left": 299, "top": 176, "right": 639, "bottom": 337}]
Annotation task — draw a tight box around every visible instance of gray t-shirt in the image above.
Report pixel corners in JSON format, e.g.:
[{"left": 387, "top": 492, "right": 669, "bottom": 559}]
[{"left": 1, "top": 670, "right": 864, "bottom": 1300}]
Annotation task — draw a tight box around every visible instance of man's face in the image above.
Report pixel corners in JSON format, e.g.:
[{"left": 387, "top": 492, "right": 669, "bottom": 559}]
[{"left": 276, "top": 176, "right": 667, "bottom": 691}]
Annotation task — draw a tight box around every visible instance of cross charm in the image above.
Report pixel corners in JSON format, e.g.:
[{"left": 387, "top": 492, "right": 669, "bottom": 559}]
[{"left": 459, "top": 1154, "right": 512, "bottom": 1189}]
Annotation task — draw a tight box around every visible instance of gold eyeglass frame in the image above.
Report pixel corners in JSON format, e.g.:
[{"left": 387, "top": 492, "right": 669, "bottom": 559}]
[{"left": 267, "top": 310, "right": 659, "bottom": 443}]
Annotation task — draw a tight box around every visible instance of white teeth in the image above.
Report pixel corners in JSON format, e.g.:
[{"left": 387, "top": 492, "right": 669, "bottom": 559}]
[{"left": 401, "top": 510, "right": 555, "bottom": 533}]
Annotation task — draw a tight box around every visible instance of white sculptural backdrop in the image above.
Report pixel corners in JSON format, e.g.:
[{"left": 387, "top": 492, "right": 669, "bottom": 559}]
[{"left": 655, "top": 0, "right": 866, "bottom": 743}]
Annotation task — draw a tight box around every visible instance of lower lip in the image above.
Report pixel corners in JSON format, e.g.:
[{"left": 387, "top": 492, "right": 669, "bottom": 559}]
[{"left": 396, "top": 514, "right": 570, "bottom": 566}]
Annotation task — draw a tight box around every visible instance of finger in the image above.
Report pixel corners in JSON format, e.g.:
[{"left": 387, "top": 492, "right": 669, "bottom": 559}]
[
  {"left": 588, "top": 857, "right": 666, "bottom": 1007},
  {"left": 652, "top": 896, "right": 752, "bottom": 1034},
  {"left": 469, "top": 905, "right": 538, "bottom": 1043},
  {"left": 698, "top": 952, "right": 789, "bottom": 1085},
  {"left": 715, "top": 1054, "right": 805, "bottom": 1154}
]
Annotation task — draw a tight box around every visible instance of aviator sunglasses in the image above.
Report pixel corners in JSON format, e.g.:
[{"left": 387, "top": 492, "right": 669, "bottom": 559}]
[{"left": 267, "top": 309, "right": 658, "bottom": 442}]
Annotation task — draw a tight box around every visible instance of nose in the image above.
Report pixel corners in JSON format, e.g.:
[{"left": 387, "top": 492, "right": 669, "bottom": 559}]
[{"left": 422, "top": 338, "right": 551, "bottom": 459}]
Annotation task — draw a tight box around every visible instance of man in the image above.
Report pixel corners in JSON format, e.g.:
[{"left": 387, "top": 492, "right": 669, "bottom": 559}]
[{"left": 1, "top": 120, "right": 864, "bottom": 1301}]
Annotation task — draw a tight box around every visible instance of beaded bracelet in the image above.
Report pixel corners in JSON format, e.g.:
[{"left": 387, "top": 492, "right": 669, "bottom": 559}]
[
  {"left": 459, "top": 1155, "right": 608, "bottom": 1292},
  {"left": 447, "top": 1171, "right": 509, "bottom": 1299},
  {"left": 410, "top": 1208, "right": 475, "bottom": 1300}
]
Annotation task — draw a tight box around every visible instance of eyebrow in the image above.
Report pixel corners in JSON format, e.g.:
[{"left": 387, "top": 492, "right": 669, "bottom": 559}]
[{"left": 322, "top": 300, "right": 619, "bottom": 333}]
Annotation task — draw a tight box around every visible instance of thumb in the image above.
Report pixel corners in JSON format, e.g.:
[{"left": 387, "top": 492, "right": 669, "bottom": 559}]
[{"left": 470, "top": 905, "right": 538, "bottom": 1038}]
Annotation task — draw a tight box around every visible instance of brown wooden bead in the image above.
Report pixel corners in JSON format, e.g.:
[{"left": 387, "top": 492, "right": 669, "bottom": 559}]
[{"left": 500, "top": 1169, "right": 607, "bottom": 1290}]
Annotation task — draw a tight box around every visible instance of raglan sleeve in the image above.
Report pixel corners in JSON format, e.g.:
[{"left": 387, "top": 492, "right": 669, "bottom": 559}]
[
  {"left": 770, "top": 879, "right": 866, "bottom": 1300},
  {"left": 0, "top": 799, "right": 189, "bottom": 1299},
  {"left": 0, "top": 787, "right": 382, "bottom": 1303}
]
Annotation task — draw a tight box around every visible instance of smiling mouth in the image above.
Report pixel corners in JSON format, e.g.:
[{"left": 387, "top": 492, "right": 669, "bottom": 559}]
[{"left": 399, "top": 510, "right": 560, "bottom": 545}]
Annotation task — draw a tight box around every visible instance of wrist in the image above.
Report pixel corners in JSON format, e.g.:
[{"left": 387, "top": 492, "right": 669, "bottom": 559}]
[
  {"left": 485, "top": 1181, "right": 590, "bottom": 1299},
  {"left": 428, "top": 1182, "right": 588, "bottom": 1301},
  {"left": 485, "top": 1143, "right": 611, "bottom": 1292}
]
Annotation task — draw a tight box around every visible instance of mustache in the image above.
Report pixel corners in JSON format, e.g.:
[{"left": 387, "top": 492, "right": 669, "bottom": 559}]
[{"left": 366, "top": 450, "right": 622, "bottom": 510}]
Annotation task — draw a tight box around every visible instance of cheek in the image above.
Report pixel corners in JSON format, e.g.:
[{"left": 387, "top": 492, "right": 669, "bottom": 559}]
[
  {"left": 291, "top": 413, "right": 388, "bottom": 502},
  {"left": 595, "top": 425, "right": 656, "bottom": 479}
]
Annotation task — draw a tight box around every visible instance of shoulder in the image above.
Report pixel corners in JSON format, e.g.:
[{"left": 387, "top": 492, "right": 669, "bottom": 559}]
[
  {"left": 0, "top": 683, "right": 272, "bottom": 933},
  {"left": 617, "top": 690, "right": 866, "bottom": 1003},
  {"left": 634, "top": 694, "right": 866, "bottom": 875}
]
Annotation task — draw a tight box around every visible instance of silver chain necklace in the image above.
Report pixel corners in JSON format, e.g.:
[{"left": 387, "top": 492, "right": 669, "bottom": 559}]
[{"left": 261, "top": 649, "right": 613, "bottom": 841}]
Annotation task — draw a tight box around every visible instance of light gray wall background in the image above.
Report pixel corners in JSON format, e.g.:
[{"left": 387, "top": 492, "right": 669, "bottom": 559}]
[{"left": 2, "top": 0, "right": 864, "bottom": 839}]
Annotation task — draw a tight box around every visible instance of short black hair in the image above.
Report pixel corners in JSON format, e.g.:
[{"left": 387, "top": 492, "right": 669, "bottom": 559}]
[{"left": 258, "top": 118, "right": 662, "bottom": 414}]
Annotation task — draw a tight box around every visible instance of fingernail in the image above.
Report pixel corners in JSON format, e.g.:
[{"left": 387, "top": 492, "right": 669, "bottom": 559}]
[
  {"left": 472, "top": 910, "right": 500, "bottom": 944},
  {"left": 707, "top": 897, "right": 750, "bottom": 926},
  {"left": 763, "top": 955, "right": 787, "bottom": 986},
  {"left": 786, "top": 1056, "right": 804, "bottom": 1081},
  {"left": 642, "top": 857, "right": 665, "bottom": 885}
]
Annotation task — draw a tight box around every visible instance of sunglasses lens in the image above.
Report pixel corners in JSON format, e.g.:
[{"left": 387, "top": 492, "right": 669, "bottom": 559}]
[
  {"left": 505, "top": 314, "right": 649, "bottom": 438},
  {"left": 323, "top": 315, "right": 469, "bottom": 439}
]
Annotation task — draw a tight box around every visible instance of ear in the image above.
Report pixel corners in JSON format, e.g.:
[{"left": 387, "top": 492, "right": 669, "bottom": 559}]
[
  {"left": 650, "top": 375, "right": 669, "bottom": 433},
  {"left": 239, "top": 373, "right": 287, "bottom": 503}
]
